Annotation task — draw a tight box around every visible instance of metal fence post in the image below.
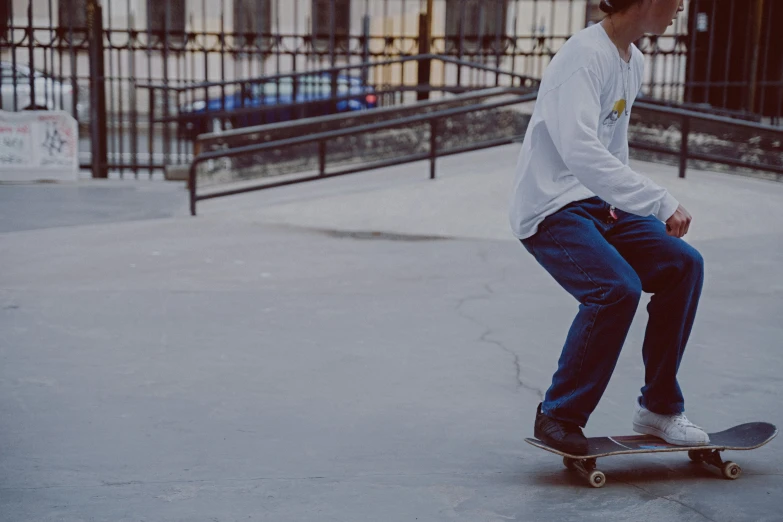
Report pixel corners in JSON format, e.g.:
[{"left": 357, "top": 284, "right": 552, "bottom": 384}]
[
  {"left": 362, "top": 15, "right": 370, "bottom": 86},
  {"left": 679, "top": 115, "right": 690, "bottom": 178},
  {"left": 418, "top": 12, "right": 432, "bottom": 102},
  {"left": 189, "top": 161, "right": 198, "bottom": 216},
  {"left": 430, "top": 118, "right": 438, "bottom": 179},
  {"left": 747, "top": 0, "right": 765, "bottom": 113},
  {"left": 26, "top": 2, "right": 35, "bottom": 107},
  {"left": 88, "top": 0, "right": 108, "bottom": 178},
  {"left": 319, "top": 140, "right": 327, "bottom": 175}
]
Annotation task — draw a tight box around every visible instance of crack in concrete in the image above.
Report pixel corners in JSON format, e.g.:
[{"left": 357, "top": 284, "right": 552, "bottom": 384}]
[
  {"left": 617, "top": 479, "right": 719, "bottom": 522},
  {"left": 455, "top": 258, "right": 544, "bottom": 400},
  {"left": 479, "top": 329, "right": 544, "bottom": 400}
]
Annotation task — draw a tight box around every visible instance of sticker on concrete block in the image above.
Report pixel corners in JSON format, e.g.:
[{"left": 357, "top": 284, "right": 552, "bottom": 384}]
[{"left": 0, "top": 111, "right": 78, "bottom": 181}]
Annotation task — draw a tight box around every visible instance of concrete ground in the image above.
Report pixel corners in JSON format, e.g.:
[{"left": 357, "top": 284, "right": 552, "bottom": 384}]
[
  {"left": 0, "top": 179, "right": 188, "bottom": 234},
  {"left": 1, "top": 147, "right": 782, "bottom": 521}
]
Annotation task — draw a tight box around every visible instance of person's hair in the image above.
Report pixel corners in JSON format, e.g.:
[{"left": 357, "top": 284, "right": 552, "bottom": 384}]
[{"left": 599, "top": 0, "right": 644, "bottom": 15}]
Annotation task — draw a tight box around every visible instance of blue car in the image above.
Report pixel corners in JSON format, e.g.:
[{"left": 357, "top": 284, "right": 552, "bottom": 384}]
[{"left": 177, "top": 73, "right": 378, "bottom": 139}]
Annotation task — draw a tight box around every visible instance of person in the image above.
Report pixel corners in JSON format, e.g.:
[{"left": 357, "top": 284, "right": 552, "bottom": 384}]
[{"left": 509, "top": 0, "right": 709, "bottom": 455}]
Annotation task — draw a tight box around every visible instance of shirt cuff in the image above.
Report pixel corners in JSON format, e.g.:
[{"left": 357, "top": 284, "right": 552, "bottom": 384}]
[{"left": 656, "top": 193, "right": 680, "bottom": 222}]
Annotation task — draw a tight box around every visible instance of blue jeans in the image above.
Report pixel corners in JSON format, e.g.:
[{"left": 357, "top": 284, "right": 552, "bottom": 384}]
[{"left": 521, "top": 196, "right": 704, "bottom": 427}]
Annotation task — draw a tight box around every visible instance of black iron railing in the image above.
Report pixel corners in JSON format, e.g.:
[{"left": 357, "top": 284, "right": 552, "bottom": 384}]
[
  {"left": 631, "top": 101, "right": 783, "bottom": 179},
  {"left": 187, "top": 91, "right": 537, "bottom": 215},
  {"left": 186, "top": 92, "right": 782, "bottom": 215},
  {"left": 3, "top": 0, "right": 781, "bottom": 179}
]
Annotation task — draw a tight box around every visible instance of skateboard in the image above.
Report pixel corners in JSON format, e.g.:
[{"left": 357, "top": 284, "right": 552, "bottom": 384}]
[{"left": 525, "top": 422, "right": 777, "bottom": 488}]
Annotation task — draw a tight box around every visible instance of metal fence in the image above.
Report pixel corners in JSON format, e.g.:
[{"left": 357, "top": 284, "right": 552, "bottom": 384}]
[{"left": 1, "top": 0, "right": 781, "bottom": 178}]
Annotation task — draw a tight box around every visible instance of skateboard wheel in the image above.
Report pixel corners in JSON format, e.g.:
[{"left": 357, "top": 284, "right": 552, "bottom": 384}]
[
  {"left": 588, "top": 470, "right": 606, "bottom": 488},
  {"left": 563, "top": 457, "right": 577, "bottom": 471},
  {"left": 722, "top": 462, "right": 742, "bottom": 480},
  {"left": 688, "top": 450, "right": 704, "bottom": 462}
]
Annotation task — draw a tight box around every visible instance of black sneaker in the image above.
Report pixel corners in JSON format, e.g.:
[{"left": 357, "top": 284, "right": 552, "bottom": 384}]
[{"left": 534, "top": 403, "right": 589, "bottom": 455}]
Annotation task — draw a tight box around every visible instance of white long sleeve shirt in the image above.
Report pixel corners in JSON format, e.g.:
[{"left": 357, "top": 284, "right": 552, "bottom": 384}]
[{"left": 509, "top": 22, "right": 680, "bottom": 240}]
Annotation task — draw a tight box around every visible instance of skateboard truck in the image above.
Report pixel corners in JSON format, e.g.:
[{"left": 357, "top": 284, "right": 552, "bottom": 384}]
[
  {"left": 687, "top": 449, "right": 742, "bottom": 479},
  {"left": 562, "top": 457, "right": 605, "bottom": 488}
]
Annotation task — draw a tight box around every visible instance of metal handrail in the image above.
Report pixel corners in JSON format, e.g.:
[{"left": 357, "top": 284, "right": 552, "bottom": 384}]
[
  {"left": 141, "top": 54, "right": 541, "bottom": 136},
  {"left": 137, "top": 54, "right": 540, "bottom": 92},
  {"left": 150, "top": 85, "right": 509, "bottom": 126},
  {"left": 188, "top": 92, "right": 537, "bottom": 215},
  {"left": 194, "top": 86, "right": 522, "bottom": 142},
  {"left": 632, "top": 100, "right": 782, "bottom": 181},
  {"left": 634, "top": 101, "right": 782, "bottom": 133},
  {"left": 187, "top": 94, "right": 782, "bottom": 216}
]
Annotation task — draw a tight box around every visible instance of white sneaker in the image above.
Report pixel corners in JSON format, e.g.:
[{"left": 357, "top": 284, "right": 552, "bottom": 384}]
[{"left": 632, "top": 400, "right": 710, "bottom": 446}]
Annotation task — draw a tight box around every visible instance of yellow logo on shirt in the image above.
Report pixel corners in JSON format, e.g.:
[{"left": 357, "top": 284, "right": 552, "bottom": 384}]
[{"left": 602, "top": 99, "right": 626, "bottom": 126}]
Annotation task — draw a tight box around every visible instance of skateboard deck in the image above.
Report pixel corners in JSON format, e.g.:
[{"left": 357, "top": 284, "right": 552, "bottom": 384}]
[{"left": 525, "top": 422, "right": 777, "bottom": 488}]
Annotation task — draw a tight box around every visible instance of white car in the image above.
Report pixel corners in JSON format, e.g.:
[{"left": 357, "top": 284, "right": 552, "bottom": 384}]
[{"left": 1, "top": 61, "right": 88, "bottom": 121}]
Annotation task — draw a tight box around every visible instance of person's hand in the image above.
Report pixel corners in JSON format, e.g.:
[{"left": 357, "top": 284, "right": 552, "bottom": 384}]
[{"left": 665, "top": 204, "right": 692, "bottom": 238}]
